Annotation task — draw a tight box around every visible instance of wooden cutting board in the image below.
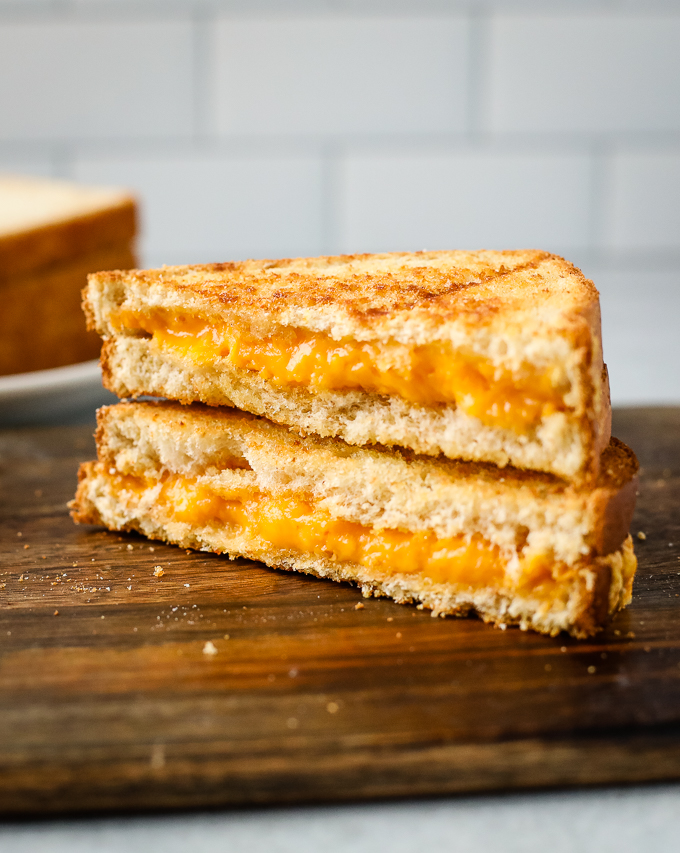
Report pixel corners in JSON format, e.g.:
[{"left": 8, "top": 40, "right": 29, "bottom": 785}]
[{"left": 1, "top": 407, "right": 679, "bottom": 814}]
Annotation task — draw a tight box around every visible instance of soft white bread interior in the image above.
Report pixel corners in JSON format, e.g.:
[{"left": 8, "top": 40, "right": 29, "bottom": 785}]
[
  {"left": 85, "top": 250, "right": 610, "bottom": 481},
  {"left": 71, "top": 402, "right": 637, "bottom": 638}
]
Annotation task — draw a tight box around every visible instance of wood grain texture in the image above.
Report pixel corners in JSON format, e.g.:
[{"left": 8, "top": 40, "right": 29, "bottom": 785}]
[{"left": 1, "top": 407, "right": 679, "bottom": 814}]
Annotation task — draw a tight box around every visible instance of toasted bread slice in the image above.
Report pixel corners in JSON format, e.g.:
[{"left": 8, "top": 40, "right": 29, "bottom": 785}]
[
  {"left": 0, "top": 174, "right": 136, "bottom": 282},
  {"left": 0, "top": 174, "right": 137, "bottom": 375},
  {"left": 71, "top": 401, "right": 637, "bottom": 638},
  {"left": 1, "top": 242, "right": 136, "bottom": 375},
  {"left": 85, "top": 250, "right": 609, "bottom": 481}
]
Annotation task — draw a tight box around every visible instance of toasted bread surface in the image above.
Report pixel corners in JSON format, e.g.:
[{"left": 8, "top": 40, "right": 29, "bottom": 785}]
[
  {"left": 0, "top": 243, "right": 136, "bottom": 375},
  {"left": 87, "top": 250, "right": 597, "bottom": 345},
  {"left": 0, "top": 174, "right": 136, "bottom": 283}
]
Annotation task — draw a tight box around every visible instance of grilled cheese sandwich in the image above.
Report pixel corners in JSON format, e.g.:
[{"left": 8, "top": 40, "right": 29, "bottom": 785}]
[
  {"left": 71, "top": 401, "right": 637, "bottom": 638},
  {"left": 84, "top": 250, "right": 610, "bottom": 481}
]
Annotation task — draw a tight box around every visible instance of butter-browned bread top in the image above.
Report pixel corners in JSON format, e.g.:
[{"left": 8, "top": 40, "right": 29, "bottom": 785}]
[{"left": 87, "top": 249, "right": 598, "bottom": 345}]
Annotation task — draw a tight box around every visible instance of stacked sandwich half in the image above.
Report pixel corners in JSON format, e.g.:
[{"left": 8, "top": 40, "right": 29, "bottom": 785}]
[{"left": 72, "top": 250, "right": 638, "bottom": 637}]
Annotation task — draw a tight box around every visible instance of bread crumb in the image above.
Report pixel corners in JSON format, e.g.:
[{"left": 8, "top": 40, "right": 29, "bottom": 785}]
[
  {"left": 637, "top": 531, "right": 646, "bottom": 540},
  {"left": 560, "top": 646, "right": 567, "bottom": 652},
  {"left": 149, "top": 546, "right": 155, "bottom": 552},
  {"left": 396, "top": 632, "right": 402, "bottom": 638},
  {"left": 587, "top": 665, "right": 597, "bottom": 674},
  {"left": 16, "top": 532, "right": 22, "bottom": 538},
  {"left": 126, "top": 544, "right": 133, "bottom": 551},
  {"left": 326, "top": 702, "right": 339, "bottom": 714},
  {"left": 23, "top": 543, "right": 30, "bottom": 549},
  {"left": 387, "top": 617, "right": 393, "bottom": 622},
  {"left": 203, "top": 641, "right": 218, "bottom": 656},
  {"left": 223, "top": 634, "right": 230, "bottom": 640},
  {"left": 53, "top": 610, "right": 59, "bottom": 616},
  {"left": 354, "top": 602, "right": 364, "bottom": 610},
  {"left": 153, "top": 566, "right": 164, "bottom": 578},
  {"left": 184, "top": 583, "right": 190, "bottom": 588}
]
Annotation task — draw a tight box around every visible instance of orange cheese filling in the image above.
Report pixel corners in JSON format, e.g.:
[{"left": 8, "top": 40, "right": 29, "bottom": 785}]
[
  {"left": 113, "top": 309, "right": 569, "bottom": 433},
  {"left": 112, "top": 471, "right": 573, "bottom": 598}
]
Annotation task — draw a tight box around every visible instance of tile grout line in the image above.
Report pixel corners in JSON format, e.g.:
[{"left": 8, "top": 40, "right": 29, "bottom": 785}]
[
  {"left": 588, "top": 136, "right": 613, "bottom": 267},
  {"left": 465, "top": 5, "right": 488, "bottom": 144},
  {"left": 191, "top": 4, "right": 213, "bottom": 143},
  {"left": 320, "top": 142, "right": 342, "bottom": 255}
]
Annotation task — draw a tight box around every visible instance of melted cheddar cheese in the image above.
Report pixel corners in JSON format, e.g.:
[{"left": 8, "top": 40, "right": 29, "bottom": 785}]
[
  {"left": 113, "top": 309, "right": 569, "bottom": 434},
  {"left": 113, "top": 472, "right": 570, "bottom": 597}
]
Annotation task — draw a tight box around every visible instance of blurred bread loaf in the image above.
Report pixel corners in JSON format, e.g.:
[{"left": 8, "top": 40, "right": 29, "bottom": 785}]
[{"left": 0, "top": 174, "right": 136, "bottom": 376}]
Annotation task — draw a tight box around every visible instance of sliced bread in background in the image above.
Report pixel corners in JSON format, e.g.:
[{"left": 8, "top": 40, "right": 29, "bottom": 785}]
[{"left": 0, "top": 174, "right": 137, "bottom": 376}]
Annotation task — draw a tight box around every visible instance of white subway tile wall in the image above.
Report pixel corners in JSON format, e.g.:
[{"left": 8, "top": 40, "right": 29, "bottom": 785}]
[
  {"left": 340, "top": 150, "right": 592, "bottom": 253},
  {"left": 1, "top": 2, "right": 678, "bottom": 403},
  {"left": 0, "top": 20, "right": 195, "bottom": 140},
  {"left": 74, "top": 153, "right": 325, "bottom": 265},
  {"left": 605, "top": 151, "right": 680, "bottom": 253},
  {"left": 487, "top": 14, "right": 680, "bottom": 134},
  {"left": 212, "top": 17, "right": 470, "bottom": 136}
]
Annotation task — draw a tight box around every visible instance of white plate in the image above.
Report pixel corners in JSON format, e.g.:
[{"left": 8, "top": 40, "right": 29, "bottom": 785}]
[{"left": 0, "top": 360, "right": 118, "bottom": 426}]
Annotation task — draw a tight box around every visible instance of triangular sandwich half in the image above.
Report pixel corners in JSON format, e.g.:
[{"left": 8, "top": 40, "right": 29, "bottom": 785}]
[
  {"left": 84, "top": 250, "right": 610, "bottom": 481},
  {"left": 71, "top": 401, "right": 637, "bottom": 638}
]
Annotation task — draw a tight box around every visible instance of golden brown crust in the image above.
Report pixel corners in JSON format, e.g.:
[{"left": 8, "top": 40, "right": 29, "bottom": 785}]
[
  {"left": 88, "top": 249, "right": 598, "bottom": 339},
  {"left": 0, "top": 243, "right": 137, "bottom": 376},
  {"left": 0, "top": 175, "right": 136, "bottom": 283},
  {"left": 71, "top": 461, "right": 100, "bottom": 525}
]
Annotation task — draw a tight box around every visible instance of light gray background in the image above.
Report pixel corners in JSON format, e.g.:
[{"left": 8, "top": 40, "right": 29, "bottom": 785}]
[
  {"left": 1, "top": 785, "right": 680, "bottom": 852},
  {"left": 1, "top": 1, "right": 679, "bottom": 848}
]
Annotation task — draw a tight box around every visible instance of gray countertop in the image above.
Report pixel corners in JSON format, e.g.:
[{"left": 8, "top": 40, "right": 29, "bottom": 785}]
[{"left": 2, "top": 785, "right": 680, "bottom": 852}]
